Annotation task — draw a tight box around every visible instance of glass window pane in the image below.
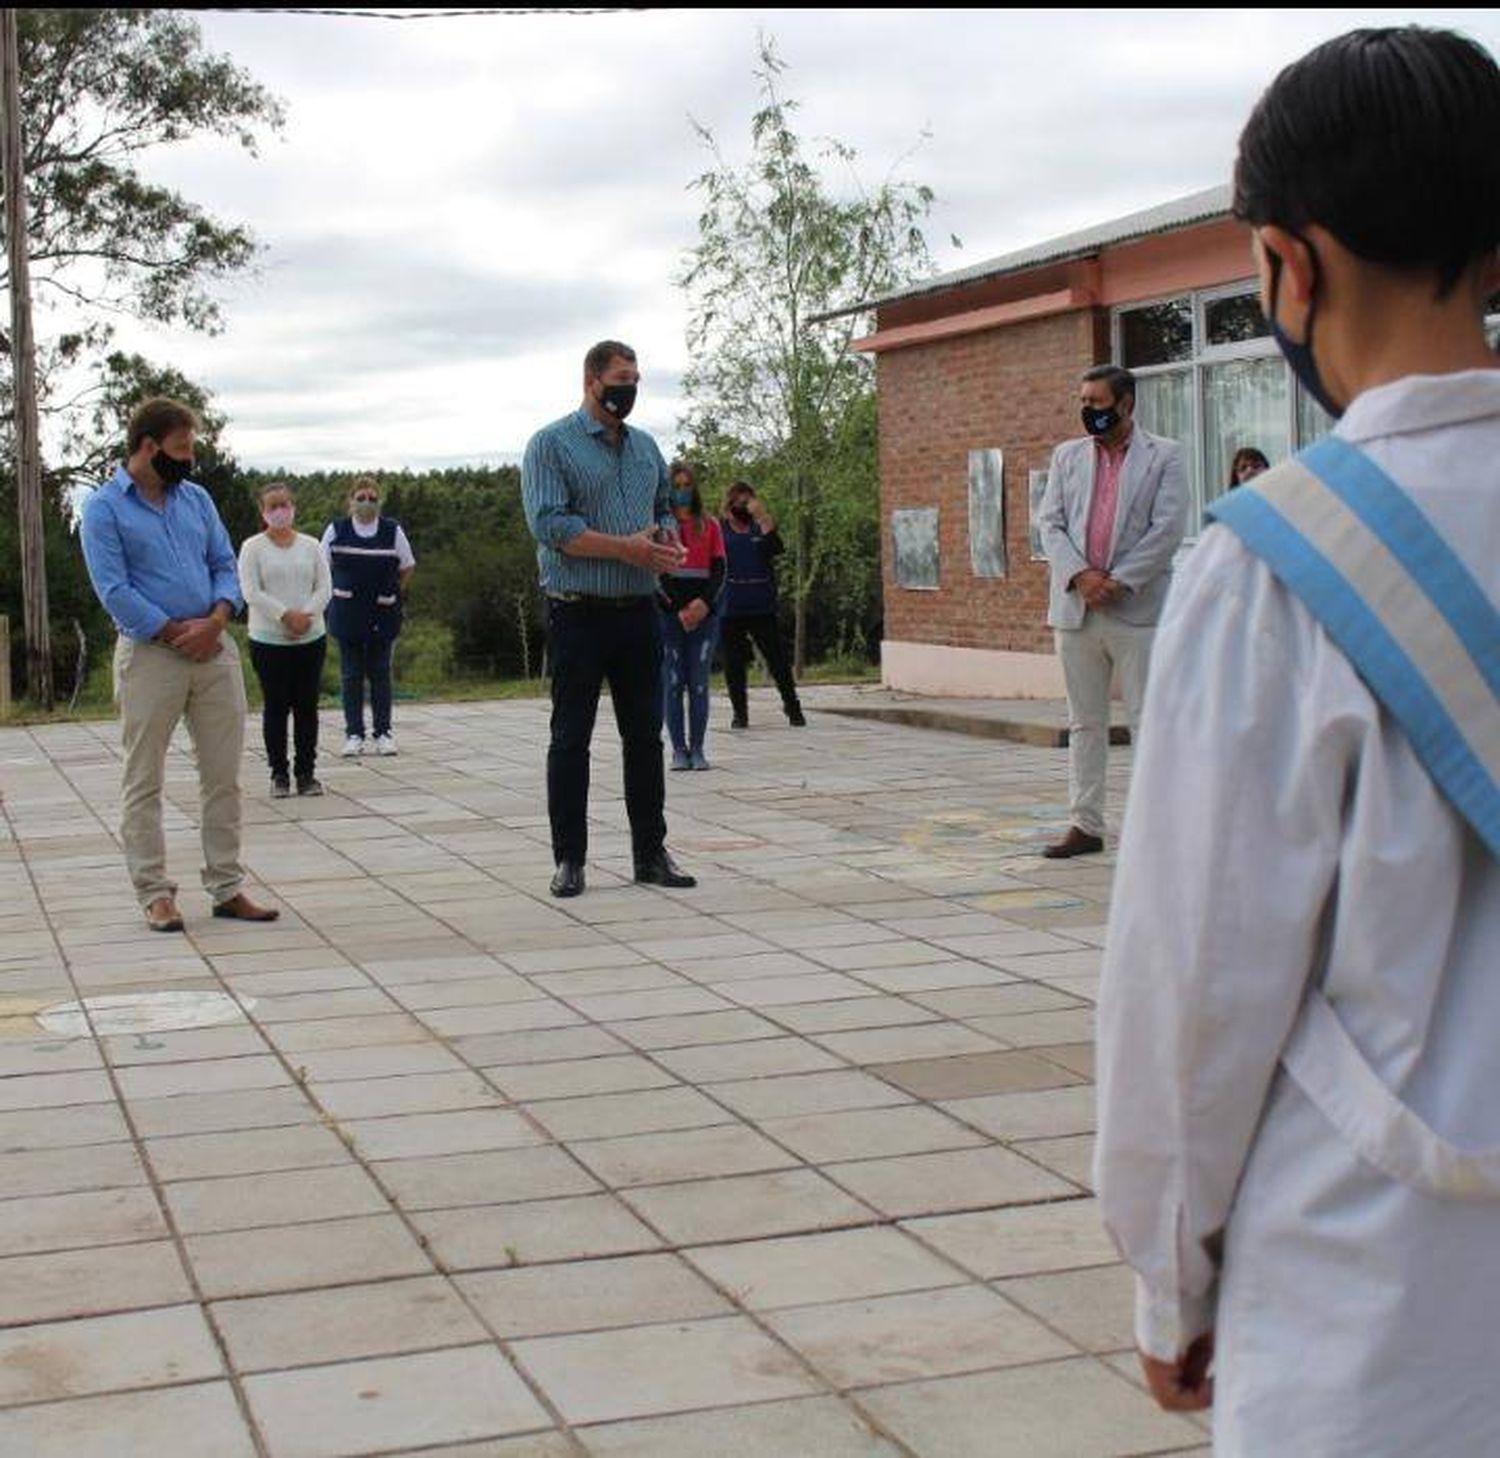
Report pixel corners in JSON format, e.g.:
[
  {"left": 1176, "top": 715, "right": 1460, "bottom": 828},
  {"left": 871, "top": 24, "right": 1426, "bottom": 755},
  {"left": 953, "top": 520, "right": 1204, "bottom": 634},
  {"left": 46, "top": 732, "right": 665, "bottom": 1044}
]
[
  {"left": 1203, "top": 356, "right": 1291, "bottom": 507},
  {"left": 1134, "top": 367, "right": 1200, "bottom": 521},
  {"left": 1205, "top": 290, "right": 1269, "bottom": 347},
  {"left": 1295, "top": 384, "right": 1335, "bottom": 449},
  {"left": 1120, "top": 298, "right": 1193, "bottom": 367}
]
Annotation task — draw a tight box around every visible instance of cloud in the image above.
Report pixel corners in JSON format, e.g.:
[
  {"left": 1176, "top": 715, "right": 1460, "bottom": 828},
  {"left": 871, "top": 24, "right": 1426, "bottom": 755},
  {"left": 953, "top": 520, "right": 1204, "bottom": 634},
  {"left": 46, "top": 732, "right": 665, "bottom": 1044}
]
[{"left": 91, "top": 5, "right": 1500, "bottom": 472}]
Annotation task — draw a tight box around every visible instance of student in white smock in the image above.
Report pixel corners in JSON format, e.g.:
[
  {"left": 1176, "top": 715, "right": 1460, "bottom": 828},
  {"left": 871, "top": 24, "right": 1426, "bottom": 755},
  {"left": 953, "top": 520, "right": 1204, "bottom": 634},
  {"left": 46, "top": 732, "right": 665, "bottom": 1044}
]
[{"left": 1095, "top": 25, "right": 1500, "bottom": 1456}]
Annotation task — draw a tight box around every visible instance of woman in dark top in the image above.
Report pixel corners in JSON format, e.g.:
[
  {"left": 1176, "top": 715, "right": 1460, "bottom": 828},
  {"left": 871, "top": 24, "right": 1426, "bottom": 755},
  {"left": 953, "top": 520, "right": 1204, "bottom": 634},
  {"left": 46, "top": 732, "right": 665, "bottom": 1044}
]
[
  {"left": 658, "top": 462, "right": 726, "bottom": 770},
  {"left": 718, "top": 480, "right": 804, "bottom": 729}
]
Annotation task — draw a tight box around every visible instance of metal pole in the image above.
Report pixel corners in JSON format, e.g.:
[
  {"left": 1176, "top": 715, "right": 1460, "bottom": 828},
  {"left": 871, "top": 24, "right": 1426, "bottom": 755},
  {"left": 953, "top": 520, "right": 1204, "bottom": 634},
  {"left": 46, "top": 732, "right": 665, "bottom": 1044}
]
[
  {"left": 1, "top": 8, "right": 51, "bottom": 709},
  {"left": 0, "top": 613, "right": 11, "bottom": 719}
]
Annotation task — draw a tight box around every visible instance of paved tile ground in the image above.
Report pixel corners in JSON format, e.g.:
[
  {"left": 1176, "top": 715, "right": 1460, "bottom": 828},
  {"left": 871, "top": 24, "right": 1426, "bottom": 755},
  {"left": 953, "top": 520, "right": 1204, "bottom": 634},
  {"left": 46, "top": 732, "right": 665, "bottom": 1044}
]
[{"left": 0, "top": 686, "right": 1208, "bottom": 1457}]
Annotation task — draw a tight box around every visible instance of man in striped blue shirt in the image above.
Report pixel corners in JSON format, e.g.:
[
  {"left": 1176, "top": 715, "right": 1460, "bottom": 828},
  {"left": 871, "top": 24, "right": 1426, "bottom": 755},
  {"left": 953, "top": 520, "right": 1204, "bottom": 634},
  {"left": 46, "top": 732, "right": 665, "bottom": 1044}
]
[{"left": 522, "top": 340, "right": 698, "bottom": 898}]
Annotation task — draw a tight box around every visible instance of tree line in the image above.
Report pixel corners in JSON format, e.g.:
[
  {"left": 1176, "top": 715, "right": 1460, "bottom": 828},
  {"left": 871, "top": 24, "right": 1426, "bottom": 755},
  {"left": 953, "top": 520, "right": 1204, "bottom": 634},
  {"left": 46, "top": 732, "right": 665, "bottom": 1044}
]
[{"left": 2, "top": 16, "right": 937, "bottom": 704}]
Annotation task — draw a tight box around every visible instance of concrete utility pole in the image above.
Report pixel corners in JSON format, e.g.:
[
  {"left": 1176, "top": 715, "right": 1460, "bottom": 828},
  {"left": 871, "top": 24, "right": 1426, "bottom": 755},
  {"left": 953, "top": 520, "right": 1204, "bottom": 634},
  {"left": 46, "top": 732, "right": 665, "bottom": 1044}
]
[{"left": 0, "top": 8, "right": 51, "bottom": 708}]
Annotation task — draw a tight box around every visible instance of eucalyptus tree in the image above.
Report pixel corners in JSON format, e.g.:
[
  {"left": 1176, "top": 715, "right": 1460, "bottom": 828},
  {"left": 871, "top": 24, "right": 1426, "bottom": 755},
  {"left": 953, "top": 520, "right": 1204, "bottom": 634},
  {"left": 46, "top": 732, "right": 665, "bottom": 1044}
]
[{"left": 679, "top": 39, "right": 940, "bottom": 668}]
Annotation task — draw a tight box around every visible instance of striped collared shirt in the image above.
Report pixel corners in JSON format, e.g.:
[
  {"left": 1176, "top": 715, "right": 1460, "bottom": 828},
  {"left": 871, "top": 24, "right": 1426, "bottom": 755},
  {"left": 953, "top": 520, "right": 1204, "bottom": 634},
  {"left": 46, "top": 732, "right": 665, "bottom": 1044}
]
[{"left": 521, "top": 408, "right": 674, "bottom": 596}]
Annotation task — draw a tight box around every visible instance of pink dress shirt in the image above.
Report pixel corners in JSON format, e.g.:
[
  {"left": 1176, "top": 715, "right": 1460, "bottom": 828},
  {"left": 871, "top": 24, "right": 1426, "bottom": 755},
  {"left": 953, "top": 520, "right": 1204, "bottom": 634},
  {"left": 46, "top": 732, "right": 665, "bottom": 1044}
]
[{"left": 1085, "top": 435, "right": 1130, "bottom": 570}]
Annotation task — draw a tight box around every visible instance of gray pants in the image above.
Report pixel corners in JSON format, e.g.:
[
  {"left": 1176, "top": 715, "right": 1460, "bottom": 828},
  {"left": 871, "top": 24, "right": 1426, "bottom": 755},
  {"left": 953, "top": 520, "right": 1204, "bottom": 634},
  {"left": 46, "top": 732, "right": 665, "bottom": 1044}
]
[
  {"left": 114, "top": 635, "right": 248, "bottom": 908},
  {"left": 1054, "top": 612, "right": 1155, "bottom": 838}
]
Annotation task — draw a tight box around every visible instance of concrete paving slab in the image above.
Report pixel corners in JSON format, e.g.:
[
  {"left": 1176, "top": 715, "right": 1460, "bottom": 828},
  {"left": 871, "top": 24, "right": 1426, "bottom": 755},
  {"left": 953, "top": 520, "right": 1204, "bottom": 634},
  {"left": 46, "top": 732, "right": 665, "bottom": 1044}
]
[
  {"left": 577, "top": 1395, "right": 904, "bottom": 1456},
  {"left": 212, "top": 1275, "right": 488, "bottom": 1372},
  {"left": 512, "top": 1315, "right": 822, "bottom": 1425},
  {"left": 857, "top": 1357, "right": 1202, "bottom": 1457},
  {"left": 765, "top": 1284, "right": 1071, "bottom": 1387},
  {"left": 242, "top": 1345, "right": 551, "bottom": 1458},
  {"left": 457, "top": 1252, "right": 730, "bottom": 1339},
  {"left": 683, "top": 1225, "right": 963, "bottom": 1311}
]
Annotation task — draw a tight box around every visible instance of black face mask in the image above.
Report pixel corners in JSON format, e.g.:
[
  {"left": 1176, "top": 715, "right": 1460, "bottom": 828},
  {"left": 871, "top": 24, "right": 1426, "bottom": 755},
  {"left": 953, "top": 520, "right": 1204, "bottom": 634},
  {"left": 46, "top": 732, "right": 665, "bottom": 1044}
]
[
  {"left": 599, "top": 382, "right": 637, "bottom": 420},
  {"left": 1081, "top": 405, "right": 1121, "bottom": 437},
  {"left": 1267, "top": 244, "right": 1344, "bottom": 420},
  {"left": 729, "top": 505, "right": 752, "bottom": 523},
  {"left": 152, "top": 450, "right": 195, "bottom": 487}
]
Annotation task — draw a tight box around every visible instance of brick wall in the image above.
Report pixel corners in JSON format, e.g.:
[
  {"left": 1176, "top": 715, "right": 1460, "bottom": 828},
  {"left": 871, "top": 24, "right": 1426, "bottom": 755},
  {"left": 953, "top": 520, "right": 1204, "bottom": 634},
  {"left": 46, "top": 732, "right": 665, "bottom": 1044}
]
[{"left": 877, "top": 307, "right": 1106, "bottom": 655}]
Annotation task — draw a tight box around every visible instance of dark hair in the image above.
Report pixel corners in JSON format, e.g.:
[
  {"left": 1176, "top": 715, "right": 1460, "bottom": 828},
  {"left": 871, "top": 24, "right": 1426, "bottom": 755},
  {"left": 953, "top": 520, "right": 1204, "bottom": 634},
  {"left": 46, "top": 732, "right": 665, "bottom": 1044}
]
[
  {"left": 668, "top": 459, "right": 705, "bottom": 522},
  {"left": 1082, "top": 364, "right": 1135, "bottom": 406},
  {"left": 723, "top": 479, "right": 755, "bottom": 514},
  {"left": 584, "top": 339, "right": 637, "bottom": 379},
  {"left": 127, "top": 397, "right": 199, "bottom": 454},
  {"left": 257, "top": 480, "right": 296, "bottom": 505},
  {"left": 1229, "top": 447, "right": 1270, "bottom": 487},
  {"left": 1234, "top": 27, "right": 1500, "bottom": 295}
]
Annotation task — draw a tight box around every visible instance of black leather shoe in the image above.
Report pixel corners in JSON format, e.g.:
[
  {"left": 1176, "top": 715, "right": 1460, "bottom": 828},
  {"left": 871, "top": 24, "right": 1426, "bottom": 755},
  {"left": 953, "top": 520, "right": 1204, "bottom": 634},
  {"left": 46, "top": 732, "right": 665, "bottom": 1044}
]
[
  {"left": 634, "top": 850, "right": 697, "bottom": 888},
  {"left": 729, "top": 714, "right": 749, "bottom": 730},
  {"left": 550, "top": 861, "right": 586, "bottom": 898},
  {"left": 1042, "top": 826, "right": 1104, "bottom": 859},
  {"left": 786, "top": 706, "right": 806, "bottom": 727}
]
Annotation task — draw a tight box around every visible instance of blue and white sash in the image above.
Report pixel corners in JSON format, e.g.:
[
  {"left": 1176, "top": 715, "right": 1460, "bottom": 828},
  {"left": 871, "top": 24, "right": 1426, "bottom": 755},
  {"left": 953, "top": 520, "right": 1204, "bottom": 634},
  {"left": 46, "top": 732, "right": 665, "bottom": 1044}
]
[
  {"left": 1208, "top": 435, "right": 1499, "bottom": 855},
  {"left": 1209, "top": 437, "right": 1500, "bottom": 1199}
]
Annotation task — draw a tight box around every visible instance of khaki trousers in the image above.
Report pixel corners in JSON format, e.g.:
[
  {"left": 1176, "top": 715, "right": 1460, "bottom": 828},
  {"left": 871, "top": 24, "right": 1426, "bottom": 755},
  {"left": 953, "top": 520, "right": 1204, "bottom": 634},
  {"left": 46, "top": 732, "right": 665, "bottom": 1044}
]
[
  {"left": 114, "top": 635, "right": 248, "bottom": 908},
  {"left": 1054, "top": 610, "right": 1155, "bottom": 838}
]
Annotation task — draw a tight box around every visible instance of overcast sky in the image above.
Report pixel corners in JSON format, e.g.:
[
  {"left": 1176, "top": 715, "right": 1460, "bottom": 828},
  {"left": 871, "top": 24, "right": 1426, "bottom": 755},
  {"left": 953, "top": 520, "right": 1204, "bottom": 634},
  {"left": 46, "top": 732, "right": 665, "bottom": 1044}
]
[{"left": 103, "top": 6, "right": 1500, "bottom": 471}]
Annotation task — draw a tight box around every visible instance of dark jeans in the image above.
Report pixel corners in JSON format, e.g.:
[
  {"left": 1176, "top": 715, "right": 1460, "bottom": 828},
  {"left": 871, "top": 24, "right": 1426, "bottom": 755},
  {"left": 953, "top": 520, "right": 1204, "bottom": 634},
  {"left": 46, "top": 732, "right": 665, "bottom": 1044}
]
[
  {"left": 660, "top": 609, "right": 720, "bottom": 755},
  {"left": 337, "top": 635, "right": 394, "bottom": 739},
  {"left": 249, "top": 636, "right": 327, "bottom": 782},
  {"left": 546, "top": 597, "right": 666, "bottom": 866},
  {"left": 721, "top": 613, "right": 801, "bottom": 722}
]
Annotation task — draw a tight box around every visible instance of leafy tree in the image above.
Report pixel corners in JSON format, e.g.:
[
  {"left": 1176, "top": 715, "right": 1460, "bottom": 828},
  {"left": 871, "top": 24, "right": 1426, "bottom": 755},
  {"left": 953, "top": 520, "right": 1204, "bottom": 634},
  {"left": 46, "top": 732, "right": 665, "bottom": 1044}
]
[
  {"left": 6, "top": 8, "right": 283, "bottom": 435},
  {"left": 679, "top": 38, "right": 940, "bottom": 669},
  {"left": 0, "top": 10, "right": 281, "bottom": 698}
]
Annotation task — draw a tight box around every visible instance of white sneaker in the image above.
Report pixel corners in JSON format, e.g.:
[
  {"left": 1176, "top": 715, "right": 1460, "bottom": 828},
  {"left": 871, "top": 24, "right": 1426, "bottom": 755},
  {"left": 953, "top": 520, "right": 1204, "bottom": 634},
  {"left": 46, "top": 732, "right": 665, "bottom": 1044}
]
[
  {"left": 374, "top": 734, "right": 398, "bottom": 756},
  {"left": 341, "top": 735, "right": 365, "bottom": 758}
]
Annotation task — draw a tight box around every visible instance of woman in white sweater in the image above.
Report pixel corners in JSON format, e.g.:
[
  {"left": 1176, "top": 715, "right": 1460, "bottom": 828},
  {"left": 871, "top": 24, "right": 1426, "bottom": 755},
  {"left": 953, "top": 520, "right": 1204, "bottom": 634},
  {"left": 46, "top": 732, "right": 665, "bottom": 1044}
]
[{"left": 237, "top": 482, "right": 333, "bottom": 797}]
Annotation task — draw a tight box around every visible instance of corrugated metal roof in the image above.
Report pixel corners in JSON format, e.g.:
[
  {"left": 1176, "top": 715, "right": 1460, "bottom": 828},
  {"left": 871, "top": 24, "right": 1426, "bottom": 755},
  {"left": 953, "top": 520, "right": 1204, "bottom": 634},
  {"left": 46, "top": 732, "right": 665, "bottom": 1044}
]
[{"left": 823, "top": 182, "right": 1234, "bottom": 322}]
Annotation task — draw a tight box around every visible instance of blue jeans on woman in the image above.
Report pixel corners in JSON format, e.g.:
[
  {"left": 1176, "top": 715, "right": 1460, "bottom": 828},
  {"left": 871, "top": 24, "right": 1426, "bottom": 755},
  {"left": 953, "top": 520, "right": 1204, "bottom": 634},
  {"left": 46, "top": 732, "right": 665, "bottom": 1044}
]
[
  {"left": 660, "top": 609, "right": 719, "bottom": 757},
  {"left": 337, "top": 635, "right": 394, "bottom": 740}
]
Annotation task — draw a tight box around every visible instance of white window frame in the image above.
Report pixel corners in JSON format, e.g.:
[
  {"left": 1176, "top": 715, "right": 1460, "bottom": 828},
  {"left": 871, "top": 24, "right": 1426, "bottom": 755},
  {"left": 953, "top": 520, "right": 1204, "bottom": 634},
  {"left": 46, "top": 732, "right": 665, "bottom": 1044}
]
[{"left": 1113, "top": 278, "right": 1331, "bottom": 534}]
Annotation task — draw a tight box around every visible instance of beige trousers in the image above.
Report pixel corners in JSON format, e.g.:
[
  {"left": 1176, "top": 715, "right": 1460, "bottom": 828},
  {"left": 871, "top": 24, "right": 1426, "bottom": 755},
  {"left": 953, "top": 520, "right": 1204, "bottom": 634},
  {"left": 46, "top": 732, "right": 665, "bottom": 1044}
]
[
  {"left": 114, "top": 635, "right": 248, "bottom": 908},
  {"left": 1054, "top": 610, "right": 1155, "bottom": 838}
]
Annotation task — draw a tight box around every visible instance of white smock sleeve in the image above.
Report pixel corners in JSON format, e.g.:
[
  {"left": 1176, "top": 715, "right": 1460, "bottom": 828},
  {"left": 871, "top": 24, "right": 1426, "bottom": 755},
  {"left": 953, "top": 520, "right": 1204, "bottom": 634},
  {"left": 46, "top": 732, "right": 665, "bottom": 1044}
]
[{"left": 1094, "top": 525, "right": 1359, "bottom": 1361}]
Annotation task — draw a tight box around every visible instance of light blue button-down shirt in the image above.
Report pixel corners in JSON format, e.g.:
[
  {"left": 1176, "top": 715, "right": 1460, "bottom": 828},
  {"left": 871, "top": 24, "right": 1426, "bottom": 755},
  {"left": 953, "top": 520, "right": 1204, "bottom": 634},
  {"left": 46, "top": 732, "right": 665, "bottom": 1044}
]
[
  {"left": 79, "top": 466, "right": 242, "bottom": 641},
  {"left": 521, "top": 408, "right": 675, "bottom": 597}
]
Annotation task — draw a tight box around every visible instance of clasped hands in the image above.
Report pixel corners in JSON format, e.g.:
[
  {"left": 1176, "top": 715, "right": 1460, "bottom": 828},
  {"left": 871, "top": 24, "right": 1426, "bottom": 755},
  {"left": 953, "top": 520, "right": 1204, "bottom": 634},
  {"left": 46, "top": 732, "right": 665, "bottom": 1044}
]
[
  {"left": 1072, "top": 567, "right": 1127, "bottom": 607},
  {"left": 676, "top": 598, "right": 709, "bottom": 632},
  {"left": 158, "top": 612, "right": 227, "bottom": 662}
]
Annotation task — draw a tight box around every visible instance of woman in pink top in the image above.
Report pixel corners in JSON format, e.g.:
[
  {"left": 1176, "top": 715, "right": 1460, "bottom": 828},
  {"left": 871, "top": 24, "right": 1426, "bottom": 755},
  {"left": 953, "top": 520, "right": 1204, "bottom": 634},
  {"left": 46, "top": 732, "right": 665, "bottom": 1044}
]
[{"left": 658, "top": 462, "right": 726, "bottom": 770}]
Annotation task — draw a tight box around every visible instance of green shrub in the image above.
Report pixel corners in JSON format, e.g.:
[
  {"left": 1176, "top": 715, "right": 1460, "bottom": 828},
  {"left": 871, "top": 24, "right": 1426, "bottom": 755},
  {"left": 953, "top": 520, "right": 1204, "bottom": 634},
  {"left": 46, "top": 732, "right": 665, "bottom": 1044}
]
[{"left": 391, "top": 620, "right": 455, "bottom": 694}]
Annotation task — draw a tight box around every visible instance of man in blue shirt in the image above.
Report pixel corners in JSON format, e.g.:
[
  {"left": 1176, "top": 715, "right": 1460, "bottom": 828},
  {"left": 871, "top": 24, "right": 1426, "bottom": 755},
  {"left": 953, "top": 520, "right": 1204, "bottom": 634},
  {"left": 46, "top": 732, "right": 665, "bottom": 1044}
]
[
  {"left": 522, "top": 340, "right": 697, "bottom": 898},
  {"left": 80, "top": 397, "right": 279, "bottom": 932}
]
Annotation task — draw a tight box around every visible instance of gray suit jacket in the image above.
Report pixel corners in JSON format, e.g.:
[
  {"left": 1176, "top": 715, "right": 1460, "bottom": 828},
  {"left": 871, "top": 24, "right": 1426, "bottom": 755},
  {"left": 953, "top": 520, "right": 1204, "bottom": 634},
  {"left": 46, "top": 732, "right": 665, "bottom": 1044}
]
[{"left": 1038, "top": 427, "right": 1188, "bottom": 629}]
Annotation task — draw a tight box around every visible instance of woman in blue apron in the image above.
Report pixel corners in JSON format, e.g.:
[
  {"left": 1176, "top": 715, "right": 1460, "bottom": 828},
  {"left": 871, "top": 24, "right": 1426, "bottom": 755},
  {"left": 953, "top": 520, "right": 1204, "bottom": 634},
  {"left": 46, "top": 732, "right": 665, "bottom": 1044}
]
[{"left": 320, "top": 477, "right": 415, "bottom": 757}]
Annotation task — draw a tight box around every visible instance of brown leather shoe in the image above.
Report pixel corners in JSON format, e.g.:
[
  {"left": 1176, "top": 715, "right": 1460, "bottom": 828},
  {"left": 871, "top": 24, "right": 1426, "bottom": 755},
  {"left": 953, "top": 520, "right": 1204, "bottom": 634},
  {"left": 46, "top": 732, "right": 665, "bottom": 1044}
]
[
  {"left": 144, "top": 896, "right": 185, "bottom": 933},
  {"left": 212, "top": 892, "right": 280, "bottom": 922},
  {"left": 1042, "top": 827, "right": 1104, "bottom": 859}
]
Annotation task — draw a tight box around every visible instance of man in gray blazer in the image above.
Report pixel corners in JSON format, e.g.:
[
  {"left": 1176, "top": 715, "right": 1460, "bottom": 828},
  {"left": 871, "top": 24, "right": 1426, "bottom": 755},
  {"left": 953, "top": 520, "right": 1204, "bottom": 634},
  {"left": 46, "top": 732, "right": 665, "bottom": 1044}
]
[{"left": 1038, "top": 364, "right": 1188, "bottom": 857}]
